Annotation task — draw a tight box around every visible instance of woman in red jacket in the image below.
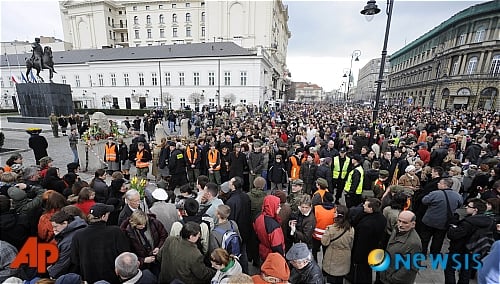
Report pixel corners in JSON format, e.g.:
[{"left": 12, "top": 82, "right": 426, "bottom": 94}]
[
  {"left": 253, "top": 195, "right": 285, "bottom": 261},
  {"left": 75, "top": 187, "right": 96, "bottom": 215}
]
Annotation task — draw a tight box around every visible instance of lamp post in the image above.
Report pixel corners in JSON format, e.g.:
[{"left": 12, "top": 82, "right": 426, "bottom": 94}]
[
  {"left": 361, "top": 0, "right": 394, "bottom": 141},
  {"left": 343, "top": 50, "right": 361, "bottom": 102}
]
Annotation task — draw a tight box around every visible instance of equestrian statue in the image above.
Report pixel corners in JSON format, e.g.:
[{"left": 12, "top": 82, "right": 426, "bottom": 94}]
[{"left": 25, "top": 37, "right": 57, "bottom": 83}]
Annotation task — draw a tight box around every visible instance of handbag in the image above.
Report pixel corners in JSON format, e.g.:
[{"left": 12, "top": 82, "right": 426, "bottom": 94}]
[{"left": 443, "top": 190, "right": 459, "bottom": 227}]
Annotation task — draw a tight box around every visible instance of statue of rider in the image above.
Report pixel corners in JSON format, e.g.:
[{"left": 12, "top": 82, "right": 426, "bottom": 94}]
[{"left": 31, "top": 37, "right": 43, "bottom": 68}]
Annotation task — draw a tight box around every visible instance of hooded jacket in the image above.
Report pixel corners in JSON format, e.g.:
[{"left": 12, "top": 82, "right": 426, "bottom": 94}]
[
  {"left": 48, "top": 216, "right": 87, "bottom": 278},
  {"left": 447, "top": 213, "right": 495, "bottom": 253},
  {"left": 251, "top": 252, "right": 290, "bottom": 284},
  {"left": 0, "top": 209, "right": 30, "bottom": 249},
  {"left": 253, "top": 195, "right": 285, "bottom": 260}
]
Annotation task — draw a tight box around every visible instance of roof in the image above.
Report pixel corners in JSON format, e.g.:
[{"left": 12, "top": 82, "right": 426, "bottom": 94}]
[
  {"left": 0, "top": 42, "right": 257, "bottom": 67},
  {"left": 391, "top": 0, "right": 499, "bottom": 60},
  {"left": 294, "top": 82, "right": 322, "bottom": 90}
]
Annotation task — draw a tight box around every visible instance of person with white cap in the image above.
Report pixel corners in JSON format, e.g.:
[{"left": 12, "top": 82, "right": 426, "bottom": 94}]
[
  {"left": 149, "top": 188, "right": 179, "bottom": 233},
  {"left": 285, "top": 242, "right": 323, "bottom": 284},
  {"left": 397, "top": 164, "right": 420, "bottom": 192}
]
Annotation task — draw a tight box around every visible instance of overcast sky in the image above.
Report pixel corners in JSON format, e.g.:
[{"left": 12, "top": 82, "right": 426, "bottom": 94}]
[{"left": 0, "top": 0, "right": 486, "bottom": 91}]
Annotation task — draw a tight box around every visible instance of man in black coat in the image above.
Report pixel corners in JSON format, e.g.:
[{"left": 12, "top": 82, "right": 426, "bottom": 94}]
[
  {"left": 28, "top": 132, "right": 48, "bottom": 165},
  {"left": 228, "top": 143, "right": 246, "bottom": 179},
  {"left": 168, "top": 142, "right": 188, "bottom": 191},
  {"left": 348, "top": 198, "right": 386, "bottom": 284},
  {"left": 71, "top": 203, "right": 130, "bottom": 284},
  {"left": 225, "top": 176, "right": 251, "bottom": 273}
]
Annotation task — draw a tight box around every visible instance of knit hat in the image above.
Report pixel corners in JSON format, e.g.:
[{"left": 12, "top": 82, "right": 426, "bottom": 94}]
[
  {"left": 152, "top": 188, "right": 169, "bottom": 201},
  {"left": 286, "top": 242, "right": 310, "bottom": 261},
  {"left": 8, "top": 186, "right": 27, "bottom": 201},
  {"left": 253, "top": 177, "right": 266, "bottom": 189},
  {"left": 379, "top": 170, "right": 390, "bottom": 178},
  {"left": 405, "top": 165, "right": 416, "bottom": 173},
  {"left": 316, "top": 178, "right": 328, "bottom": 189},
  {"left": 258, "top": 252, "right": 290, "bottom": 282}
]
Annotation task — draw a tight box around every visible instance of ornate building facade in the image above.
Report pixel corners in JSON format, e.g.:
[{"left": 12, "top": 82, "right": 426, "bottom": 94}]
[
  {"left": 59, "top": 0, "right": 291, "bottom": 102},
  {"left": 387, "top": 0, "right": 499, "bottom": 110}
]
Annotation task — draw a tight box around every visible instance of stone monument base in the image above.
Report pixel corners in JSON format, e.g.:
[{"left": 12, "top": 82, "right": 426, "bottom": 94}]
[
  {"left": 16, "top": 83, "right": 73, "bottom": 117},
  {"left": 7, "top": 116, "right": 50, "bottom": 124}
]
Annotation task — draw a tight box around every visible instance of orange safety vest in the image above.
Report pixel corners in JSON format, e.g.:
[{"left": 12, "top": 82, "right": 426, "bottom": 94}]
[
  {"left": 105, "top": 143, "right": 117, "bottom": 162},
  {"left": 312, "top": 189, "right": 328, "bottom": 204},
  {"left": 289, "top": 156, "right": 301, "bottom": 180},
  {"left": 186, "top": 146, "right": 198, "bottom": 164},
  {"left": 136, "top": 150, "right": 150, "bottom": 168},
  {"left": 3, "top": 165, "right": 12, "bottom": 172},
  {"left": 313, "top": 204, "right": 336, "bottom": 240},
  {"left": 208, "top": 150, "right": 221, "bottom": 171}
]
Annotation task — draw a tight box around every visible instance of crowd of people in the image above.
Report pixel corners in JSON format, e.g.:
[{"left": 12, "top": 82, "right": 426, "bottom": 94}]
[{"left": 1, "top": 103, "right": 500, "bottom": 284}]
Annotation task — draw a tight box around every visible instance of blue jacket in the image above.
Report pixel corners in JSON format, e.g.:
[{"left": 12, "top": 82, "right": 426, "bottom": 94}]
[
  {"left": 422, "top": 189, "right": 463, "bottom": 230},
  {"left": 477, "top": 240, "right": 500, "bottom": 284}
]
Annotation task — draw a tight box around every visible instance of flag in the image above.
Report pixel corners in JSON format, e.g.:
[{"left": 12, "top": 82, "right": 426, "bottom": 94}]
[
  {"left": 30, "top": 70, "right": 36, "bottom": 82},
  {"left": 21, "top": 72, "right": 28, "bottom": 83},
  {"left": 11, "top": 75, "right": 18, "bottom": 84}
]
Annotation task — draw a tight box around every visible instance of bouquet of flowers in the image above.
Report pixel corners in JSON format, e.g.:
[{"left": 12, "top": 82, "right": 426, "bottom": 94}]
[
  {"left": 130, "top": 176, "right": 147, "bottom": 199},
  {"left": 26, "top": 128, "right": 42, "bottom": 135}
]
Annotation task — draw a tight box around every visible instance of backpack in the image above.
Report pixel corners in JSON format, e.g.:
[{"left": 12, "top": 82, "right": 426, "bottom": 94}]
[
  {"left": 465, "top": 219, "right": 495, "bottom": 259},
  {"left": 214, "top": 221, "right": 242, "bottom": 257}
]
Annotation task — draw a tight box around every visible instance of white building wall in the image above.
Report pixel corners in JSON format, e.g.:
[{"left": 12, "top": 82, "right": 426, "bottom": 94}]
[{"left": 0, "top": 55, "right": 269, "bottom": 110}]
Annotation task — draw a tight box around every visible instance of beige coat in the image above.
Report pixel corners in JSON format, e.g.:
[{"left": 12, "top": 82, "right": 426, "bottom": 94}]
[{"left": 321, "top": 224, "right": 355, "bottom": 276}]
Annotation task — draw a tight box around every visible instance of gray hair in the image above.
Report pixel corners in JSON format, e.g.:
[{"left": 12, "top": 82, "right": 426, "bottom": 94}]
[
  {"left": 23, "top": 166, "right": 39, "bottom": 180},
  {"left": 124, "top": 189, "right": 140, "bottom": 200},
  {"left": 115, "top": 252, "right": 139, "bottom": 279}
]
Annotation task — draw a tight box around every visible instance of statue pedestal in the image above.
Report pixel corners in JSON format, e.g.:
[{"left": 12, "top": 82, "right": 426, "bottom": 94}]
[{"left": 10, "top": 83, "right": 73, "bottom": 121}]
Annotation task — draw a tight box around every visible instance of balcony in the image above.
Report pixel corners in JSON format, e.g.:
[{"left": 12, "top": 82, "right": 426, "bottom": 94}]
[{"left": 112, "top": 24, "right": 128, "bottom": 31}]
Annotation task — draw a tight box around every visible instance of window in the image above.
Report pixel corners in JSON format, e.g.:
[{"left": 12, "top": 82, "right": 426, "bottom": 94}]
[
  {"left": 0, "top": 77, "right": 3, "bottom": 88},
  {"left": 186, "top": 27, "right": 191, "bottom": 37},
  {"left": 193, "top": 72, "right": 200, "bottom": 86},
  {"left": 201, "top": 26, "right": 205, "bottom": 37},
  {"left": 111, "top": 73, "right": 116, "bottom": 86},
  {"left": 201, "top": 12, "right": 205, "bottom": 22},
  {"left": 101, "top": 98, "right": 107, "bottom": 108},
  {"left": 139, "top": 72, "right": 145, "bottom": 86},
  {"left": 173, "top": 27, "right": 178, "bottom": 37},
  {"left": 224, "top": 71, "right": 231, "bottom": 86},
  {"left": 98, "top": 74, "right": 104, "bottom": 86},
  {"left": 172, "top": 14, "right": 177, "bottom": 22},
  {"left": 466, "top": 56, "right": 478, "bottom": 75},
  {"left": 451, "top": 59, "right": 460, "bottom": 75},
  {"left": 134, "top": 30, "right": 140, "bottom": 39},
  {"left": 159, "top": 14, "right": 164, "bottom": 23},
  {"left": 179, "top": 72, "right": 185, "bottom": 85},
  {"left": 146, "top": 15, "right": 151, "bottom": 24},
  {"left": 165, "top": 72, "right": 171, "bottom": 86},
  {"left": 240, "top": 99, "right": 247, "bottom": 104},
  {"left": 159, "top": 4, "right": 163, "bottom": 9},
  {"left": 119, "top": 11, "right": 122, "bottom": 15},
  {"left": 147, "top": 29, "right": 152, "bottom": 38},
  {"left": 490, "top": 55, "right": 500, "bottom": 75},
  {"left": 152, "top": 72, "right": 158, "bottom": 86},
  {"left": 474, "top": 26, "right": 485, "bottom": 43},
  {"left": 124, "top": 73, "right": 129, "bottom": 86},
  {"left": 186, "top": 13, "right": 191, "bottom": 22},
  {"left": 133, "top": 6, "right": 137, "bottom": 11},
  {"left": 134, "top": 16, "right": 139, "bottom": 25},
  {"left": 75, "top": 75, "right": 80, "bottom": 87},
  {"left": 208, "top": 72, "right": 215, "bottom": 86},
  {"left": 108, "top": 17, "right": 111, "bottom": 26},
  {"left": 186, "top": 3, "right": 190, "bottom": 7},
  {"left": 160, "top": 29, "right": 165, "bottom": 38},
  {"left": 153, "top": 97, "right": 159, "bottom": 107},
  {"left": 209, "top": 98, "right": 215, "bottom": 107},
  {"left": 61, "top": 75, "right": 67, "bottom": 84},
  {"left": 240, "top": 71, "right": 247, "bottom": 86},
  {"left": 172, "top": 3, "right": 176, "bottom": 8},
  {"left": 201, "top": 2, "right": 205, "bottom": 7},
  {"left": 458, "top": 32, "right": 466, "bottom": 45},
  {"left": 109, "top": 30, "right": 113, "bottom": 39},
  {"left": 145, "top": 5, "right": 150, "bottom": 10},
  {"left": 180, "top": 98, "right": 186, "bottom": 109}
]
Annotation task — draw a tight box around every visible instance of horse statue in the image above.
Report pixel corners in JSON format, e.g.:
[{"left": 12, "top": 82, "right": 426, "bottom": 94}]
[{"left": 25, "top": 45, "right": 57, "bottom": 83}]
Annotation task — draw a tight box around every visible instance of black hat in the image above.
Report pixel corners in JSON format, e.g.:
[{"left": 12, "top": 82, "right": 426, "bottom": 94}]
[
  {"left": 352, "top": 154, "right": 363, "bottom": 162},
  {"left": 340, "top": 147, "right": 347, "bottom": 153},
  {"left": 167, "top": 141, "right": 176, "bottom": 147},
  {"left": 89, "top": 203, "right": 114, "bottom": 218}
]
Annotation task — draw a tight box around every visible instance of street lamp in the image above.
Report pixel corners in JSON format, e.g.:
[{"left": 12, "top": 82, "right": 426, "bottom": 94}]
[
  {"left": 343, "top": 50, "right": 361, "bottom": 102},
  {"left": 361, "top": 0, "right": 394, "bottom": 141}
]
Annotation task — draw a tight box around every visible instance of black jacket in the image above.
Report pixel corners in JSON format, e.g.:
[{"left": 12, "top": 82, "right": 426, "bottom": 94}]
[
  {"left": 71, "top": 222, "right": 130, "bottom": 284},
  {"left": 168, "top": 148, "right": 187, "bottom": 175},
  {"left": 289, "top": 261, "right": 324, "bottom": 284},
  {"left": 229, "top": 152, "right": 247, "bottom": 179},
  {"left": 226, "top": 189, "right": 252, "bottom": 242},
  {"left": 447, "top": 213, "right": 494, "bottom": 253},
  {"left": 0, "top": 211, "right": 30, "bottom": 249}
]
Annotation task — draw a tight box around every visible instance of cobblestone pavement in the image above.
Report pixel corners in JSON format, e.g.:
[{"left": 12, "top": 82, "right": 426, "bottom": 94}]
[{"left": 0, "top": 115, "right": 478, "bottom": 283}]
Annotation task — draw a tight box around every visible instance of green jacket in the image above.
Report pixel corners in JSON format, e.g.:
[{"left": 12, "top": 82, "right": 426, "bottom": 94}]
[
  {"left": 248, "top": 188, "right": 267, "bottom": 221},
  {"left": 158, "top": 236, "right": 215, "bottom": 284}
]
